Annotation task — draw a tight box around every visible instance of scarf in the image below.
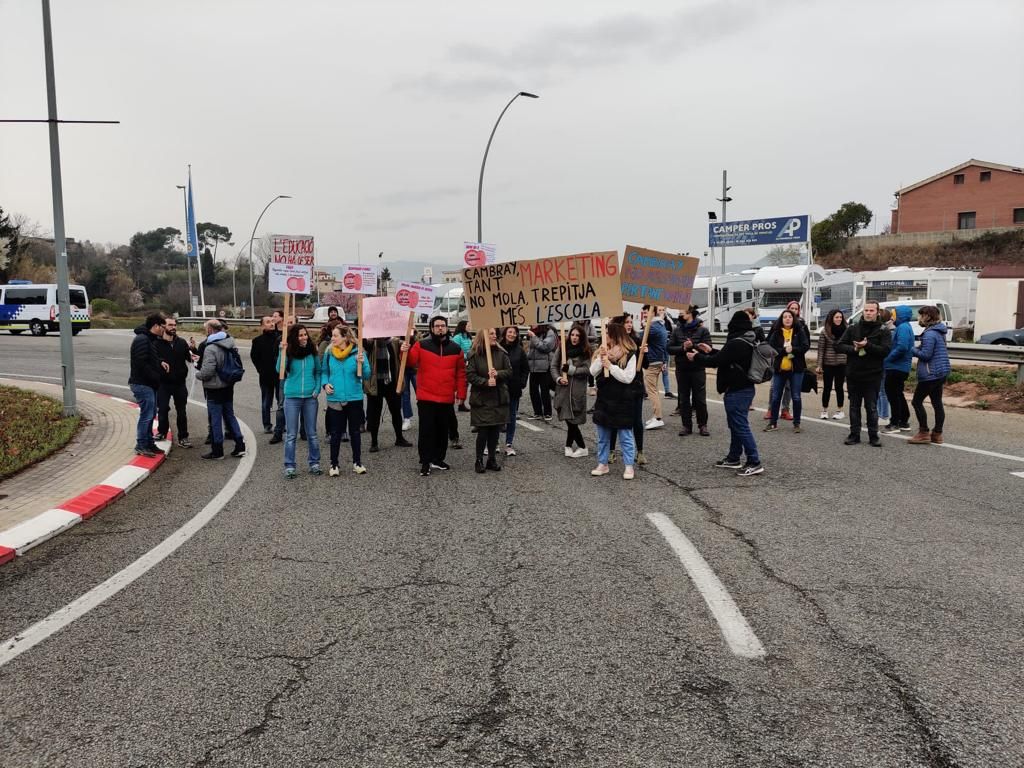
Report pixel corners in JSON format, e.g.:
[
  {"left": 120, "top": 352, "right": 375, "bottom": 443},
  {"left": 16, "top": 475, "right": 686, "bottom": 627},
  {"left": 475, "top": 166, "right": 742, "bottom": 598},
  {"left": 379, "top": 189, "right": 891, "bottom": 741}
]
[
  {"left": 683, "top": 318, "right": 701, "bottom": 331},
  {"left": 330, "top": 342, "right": 354, "bottom": 361},
  {"left": 566, "top": 340, "right": 586, "bottom": 360}
]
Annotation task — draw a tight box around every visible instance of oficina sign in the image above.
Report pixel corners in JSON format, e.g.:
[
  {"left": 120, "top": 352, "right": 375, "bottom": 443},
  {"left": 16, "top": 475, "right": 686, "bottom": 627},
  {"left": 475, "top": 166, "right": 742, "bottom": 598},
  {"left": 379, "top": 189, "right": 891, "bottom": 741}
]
[{"left": 709, "top": 215, "right": 809, "bottom": 248}]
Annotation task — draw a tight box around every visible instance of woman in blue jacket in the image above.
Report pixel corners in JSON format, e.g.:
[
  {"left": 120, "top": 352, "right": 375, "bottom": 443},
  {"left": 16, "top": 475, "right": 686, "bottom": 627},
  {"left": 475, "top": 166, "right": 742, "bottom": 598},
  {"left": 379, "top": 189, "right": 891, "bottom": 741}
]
[
  {"left": 276, "top": 324, "right": 322, "bottom": 478},
  {"left": 321, "top": 325, "right": 371, "bottom": 475},
  {"left": 909, "top": 306, "right": 951, "bottom": 444},
  {"left": 883, "top": 305, "right": 915, "bottom": 432}
]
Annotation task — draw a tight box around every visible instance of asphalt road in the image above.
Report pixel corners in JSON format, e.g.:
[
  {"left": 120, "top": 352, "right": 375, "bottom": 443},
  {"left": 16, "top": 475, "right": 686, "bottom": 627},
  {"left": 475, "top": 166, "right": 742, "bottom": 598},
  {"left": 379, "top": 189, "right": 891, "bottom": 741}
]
[{"left": 1, "top": 330, "right": 1022, "bottom": 767}]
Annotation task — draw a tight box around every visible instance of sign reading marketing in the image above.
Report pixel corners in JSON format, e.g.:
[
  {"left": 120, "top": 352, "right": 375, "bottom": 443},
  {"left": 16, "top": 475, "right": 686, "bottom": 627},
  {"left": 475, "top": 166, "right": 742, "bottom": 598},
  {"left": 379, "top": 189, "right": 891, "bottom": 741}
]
[{"left": 709, "top": 215, "right": 809, "bottom": 248}]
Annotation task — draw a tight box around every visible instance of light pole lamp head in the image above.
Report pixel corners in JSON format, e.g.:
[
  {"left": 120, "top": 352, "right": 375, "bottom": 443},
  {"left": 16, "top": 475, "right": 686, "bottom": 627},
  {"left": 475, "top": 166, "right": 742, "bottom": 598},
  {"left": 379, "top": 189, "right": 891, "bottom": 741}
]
[
  {"left": 519, "top": 91, "right": 539, "bottom": 99},
  {"left": 707, "top": 212, "right": 717, "bottom": 220}
]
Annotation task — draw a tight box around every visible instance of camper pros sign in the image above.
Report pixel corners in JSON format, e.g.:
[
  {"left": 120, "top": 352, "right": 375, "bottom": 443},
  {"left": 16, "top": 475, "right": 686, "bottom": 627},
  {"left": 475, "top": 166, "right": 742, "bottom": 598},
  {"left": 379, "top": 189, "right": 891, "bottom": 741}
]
[{"left": 709, "top": 215, "right": 809, "bottom": 248}]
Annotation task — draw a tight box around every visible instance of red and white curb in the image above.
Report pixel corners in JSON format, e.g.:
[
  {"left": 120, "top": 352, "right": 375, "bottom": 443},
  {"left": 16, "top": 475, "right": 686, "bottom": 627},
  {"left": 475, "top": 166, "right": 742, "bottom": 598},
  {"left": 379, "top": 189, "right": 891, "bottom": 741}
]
[{"left": 0, "top": 420, "right": 172, "bottom": 567}]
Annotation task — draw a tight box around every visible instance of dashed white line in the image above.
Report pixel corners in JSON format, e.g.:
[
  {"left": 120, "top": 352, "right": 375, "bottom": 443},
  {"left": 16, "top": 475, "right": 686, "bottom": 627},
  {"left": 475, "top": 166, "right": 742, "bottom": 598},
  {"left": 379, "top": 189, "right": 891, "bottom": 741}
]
[
  {"left": 1012, "top": 471, "right": 1024, "bottom": 480},
  {"left": 516, "top": 419, "right": 545, "bottom": 433},
  {"left": 646, "top": 512, "right": 766, "bottom": 660}
]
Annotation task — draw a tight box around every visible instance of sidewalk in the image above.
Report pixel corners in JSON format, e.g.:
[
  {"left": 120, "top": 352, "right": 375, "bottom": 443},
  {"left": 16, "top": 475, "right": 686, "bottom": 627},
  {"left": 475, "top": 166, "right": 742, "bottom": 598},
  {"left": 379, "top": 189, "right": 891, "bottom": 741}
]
[{"left": 0, "top": 378, "right": 172, "bottom": 565}]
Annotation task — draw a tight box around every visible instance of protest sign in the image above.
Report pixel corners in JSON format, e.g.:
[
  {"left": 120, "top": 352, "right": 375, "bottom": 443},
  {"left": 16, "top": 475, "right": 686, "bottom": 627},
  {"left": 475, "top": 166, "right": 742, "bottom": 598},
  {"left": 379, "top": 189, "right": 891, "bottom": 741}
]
[
  {"left": 360, "top": 296, "right": 413, "bottom": 338},
  {"left": 338, "top": 264, "right": 378, "bottom": 295},
  {"left": 268, "top": 234, "right": 315, "bottom": 294},
  {"left": 392, "top": 281, "right": 436, "bottom": 313},
  {"left": 461, "top": 251, "right": 622, "bottom": 329},
  {"left": 463, "top": 241, "right": 496, "bottom": 267},
  {"left": 618, "top": 245, "right": 699, "bottom": 310}
]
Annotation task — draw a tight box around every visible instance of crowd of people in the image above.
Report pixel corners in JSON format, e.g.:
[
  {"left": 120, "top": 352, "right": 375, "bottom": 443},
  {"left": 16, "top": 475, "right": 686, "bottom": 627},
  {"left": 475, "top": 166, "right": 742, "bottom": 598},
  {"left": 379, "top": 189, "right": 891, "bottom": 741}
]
[{"left": 125, "top": 299, "right": 952, "bottom": 480}]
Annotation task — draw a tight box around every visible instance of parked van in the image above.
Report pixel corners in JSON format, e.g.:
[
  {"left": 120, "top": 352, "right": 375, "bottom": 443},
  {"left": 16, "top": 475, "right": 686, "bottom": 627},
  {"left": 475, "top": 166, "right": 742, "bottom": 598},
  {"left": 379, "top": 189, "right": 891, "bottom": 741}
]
[
  {"left": 0, "top": 282, "right": 91, "bottom": 336},
  {"left": 847, "top": 299, "right": 953, "bottom": 341},
  {"left": 431, "top": 284, "right": 467, "bottom": 326}
]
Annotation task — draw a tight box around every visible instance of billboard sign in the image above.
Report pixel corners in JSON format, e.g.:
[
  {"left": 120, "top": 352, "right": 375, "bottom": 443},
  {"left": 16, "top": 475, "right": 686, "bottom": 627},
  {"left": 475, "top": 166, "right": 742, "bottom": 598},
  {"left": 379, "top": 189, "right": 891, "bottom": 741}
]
[{"left": 709, "top": 215, "right": 809, "bottom": 248}]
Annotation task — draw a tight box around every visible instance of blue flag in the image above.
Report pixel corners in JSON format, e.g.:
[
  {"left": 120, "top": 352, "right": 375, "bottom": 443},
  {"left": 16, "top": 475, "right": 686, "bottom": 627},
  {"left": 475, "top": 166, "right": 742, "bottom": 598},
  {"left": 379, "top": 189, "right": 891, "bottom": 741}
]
[{"left": 186, "top": 170, "right": 200, "bottom": 261}]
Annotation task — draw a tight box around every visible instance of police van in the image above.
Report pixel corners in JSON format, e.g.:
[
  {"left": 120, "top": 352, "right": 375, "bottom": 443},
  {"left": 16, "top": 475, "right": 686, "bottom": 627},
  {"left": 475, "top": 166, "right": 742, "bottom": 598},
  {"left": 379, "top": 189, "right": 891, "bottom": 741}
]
[{"left": 0, "top": 281, "right": 91, "bottom": 336}]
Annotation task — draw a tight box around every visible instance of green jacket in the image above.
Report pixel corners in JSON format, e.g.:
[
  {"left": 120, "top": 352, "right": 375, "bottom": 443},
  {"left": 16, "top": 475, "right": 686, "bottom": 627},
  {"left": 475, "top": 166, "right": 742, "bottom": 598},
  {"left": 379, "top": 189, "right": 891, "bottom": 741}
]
[{"left": 466, "top": 346, "right": 512, "bottom": 427}]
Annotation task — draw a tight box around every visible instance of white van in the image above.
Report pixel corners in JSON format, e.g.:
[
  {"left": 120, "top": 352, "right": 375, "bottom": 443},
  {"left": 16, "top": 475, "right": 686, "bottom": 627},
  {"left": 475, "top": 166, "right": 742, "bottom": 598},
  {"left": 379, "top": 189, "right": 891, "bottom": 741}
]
[
  {"left": 0, "top": 282, "right": 91, "bottom": 336},
  {"left": 847, "top": 300, "right": 953, "bottom": 341},
  {"left": 431, "top": 284, "right": 467, "bottom": 325}
]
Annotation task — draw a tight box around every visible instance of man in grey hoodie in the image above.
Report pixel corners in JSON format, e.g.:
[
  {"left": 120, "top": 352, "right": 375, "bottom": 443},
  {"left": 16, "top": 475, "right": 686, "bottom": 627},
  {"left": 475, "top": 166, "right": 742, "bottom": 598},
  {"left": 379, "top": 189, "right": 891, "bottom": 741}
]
[{"left": 195, "top": 319, "right": 246, "bottom": 459}]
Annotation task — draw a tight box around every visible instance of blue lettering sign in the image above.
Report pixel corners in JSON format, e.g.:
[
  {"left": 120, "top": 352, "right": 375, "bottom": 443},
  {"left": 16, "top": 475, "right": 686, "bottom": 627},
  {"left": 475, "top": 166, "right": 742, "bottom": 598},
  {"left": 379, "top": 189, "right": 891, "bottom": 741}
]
[{"left": 709, "top": 215, "right": 809, "bottom": 248}]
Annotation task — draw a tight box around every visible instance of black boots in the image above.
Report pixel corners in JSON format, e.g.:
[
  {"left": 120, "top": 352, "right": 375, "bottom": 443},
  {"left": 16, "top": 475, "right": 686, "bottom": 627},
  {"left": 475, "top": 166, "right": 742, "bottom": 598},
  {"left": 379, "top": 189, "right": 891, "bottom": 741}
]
[
  {"left": 202, "top": 443, "right": 225, "bottom": 460},
  {"left": 475, "top": 459, "right": 486, "bottom": 473}
]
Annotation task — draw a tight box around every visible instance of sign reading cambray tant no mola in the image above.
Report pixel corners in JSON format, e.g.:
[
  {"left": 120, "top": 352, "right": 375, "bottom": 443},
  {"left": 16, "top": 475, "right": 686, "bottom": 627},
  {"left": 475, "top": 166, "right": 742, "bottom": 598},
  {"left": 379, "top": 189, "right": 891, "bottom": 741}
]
[
  {"left": 619, "top": 245, "right": 700, "bottom": 310},
  {"left": 462, "top": 251, "right": 622, "bottom": 328}
]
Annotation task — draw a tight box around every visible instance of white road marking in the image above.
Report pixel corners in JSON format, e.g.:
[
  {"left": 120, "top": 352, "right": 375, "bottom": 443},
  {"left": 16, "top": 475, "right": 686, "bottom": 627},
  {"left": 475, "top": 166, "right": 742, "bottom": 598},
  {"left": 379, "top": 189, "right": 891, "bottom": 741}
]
[
  {"left": 1012, "top": 471, "right": 1024, "bottom": 480},
  {"left": 646, "top": 512, "right": 766, "bottom": 660},
  {"left": 516, "top": 419, "right": 544, "bottom": 432},
  {"left": 0, "top": 377, "right": 256, "bottom": 669},
  {"left": 707, "top": 398, "right": 1024, "bottom": 465}
]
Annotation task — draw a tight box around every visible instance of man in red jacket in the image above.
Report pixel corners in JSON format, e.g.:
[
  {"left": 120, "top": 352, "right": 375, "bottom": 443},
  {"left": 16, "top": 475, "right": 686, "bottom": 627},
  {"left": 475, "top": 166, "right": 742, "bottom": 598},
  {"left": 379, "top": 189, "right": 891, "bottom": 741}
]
[{"left": 401, "top": 316, "right": 468, "bottom": 476}]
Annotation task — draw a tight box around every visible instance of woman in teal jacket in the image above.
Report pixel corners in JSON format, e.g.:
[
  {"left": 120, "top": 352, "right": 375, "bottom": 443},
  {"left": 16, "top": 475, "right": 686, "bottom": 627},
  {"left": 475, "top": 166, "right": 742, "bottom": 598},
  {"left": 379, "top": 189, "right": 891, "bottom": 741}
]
[
  {"left": 321, "top": 325, "right": 371, "bottom": 475},
  {"left": 275, "top": 323, "right": 322, "bottom": 478}
]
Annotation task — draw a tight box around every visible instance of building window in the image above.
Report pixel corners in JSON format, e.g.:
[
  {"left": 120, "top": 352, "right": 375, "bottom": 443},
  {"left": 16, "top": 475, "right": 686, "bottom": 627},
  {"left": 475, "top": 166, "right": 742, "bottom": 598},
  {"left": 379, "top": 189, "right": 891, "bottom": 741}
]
[
  {"left": 980, "top": 171, "right": 992, "bottom": 182},
  {"left": 958, "top": 211, "right": 976, "bottom": 230},
  {"left": 1014, "top": 208, "right": 1024, "bottom": 224},
  {"left": 953, "top": 173, "right": 965, "bottom": 185}
]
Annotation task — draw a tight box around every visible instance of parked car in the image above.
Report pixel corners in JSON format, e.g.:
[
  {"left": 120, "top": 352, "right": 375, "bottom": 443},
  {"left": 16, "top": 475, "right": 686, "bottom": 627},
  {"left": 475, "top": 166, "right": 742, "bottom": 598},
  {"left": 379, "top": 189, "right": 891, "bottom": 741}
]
[
  {"left": 0, "top": 281, "right": 91, "bottom": 336},
  {"left": 977, "top": 328, "right": 1024, "bottom": 346}
]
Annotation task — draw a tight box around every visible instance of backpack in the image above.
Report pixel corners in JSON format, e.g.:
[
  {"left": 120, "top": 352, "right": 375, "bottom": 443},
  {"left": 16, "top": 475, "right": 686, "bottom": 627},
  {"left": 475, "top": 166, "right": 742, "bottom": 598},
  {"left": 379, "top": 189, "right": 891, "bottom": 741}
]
[
  {"left": 737, "top": 333, "right": 777, "bottom": 384},
  {"left": 217, "top": 345, "right": 245, "bottom": 383}
]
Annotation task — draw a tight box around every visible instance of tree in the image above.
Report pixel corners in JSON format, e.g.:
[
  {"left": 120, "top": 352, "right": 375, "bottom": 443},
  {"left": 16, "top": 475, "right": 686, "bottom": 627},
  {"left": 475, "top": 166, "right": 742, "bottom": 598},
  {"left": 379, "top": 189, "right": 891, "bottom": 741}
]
[
  {"left": 128, "top": 227, "right": 180, "bottom": 287},
  {"left": 812, "top": 202, "right": 873, "bottom": 257},
  {"left": 762, "top": 245, "right": 804, "bottom": 267}
]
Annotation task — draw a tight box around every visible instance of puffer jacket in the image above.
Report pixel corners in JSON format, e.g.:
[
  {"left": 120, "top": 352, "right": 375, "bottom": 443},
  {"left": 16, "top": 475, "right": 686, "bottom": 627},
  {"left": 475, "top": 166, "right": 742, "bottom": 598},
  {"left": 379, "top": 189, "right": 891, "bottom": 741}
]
[
  {"left": 550, "top": 348, "right": 589, "bottom": 425},
  {"left": 526, "top": 328, "right": 557, "bottom": 373},
  {"left": 913, "top": 323, "right": 951, "bottom": 382},
  {"left": 275, "top": 349, "right": 321, "bottom": 399},
  {"left": 466, "top": 346, "right": 511, "bottom": 427},
  {"left": 321, "top": 345, "right": 371, "bottom": 403},
  {"left": 195, "top": 332, "right": 238, "bottom": 390},
  {"left": 768, "top": 324, "right": 810, "bottom": 374},
  {"left": 884, "top": 306, "right": 915, "bottom": 373},
  {"left": 452, "top": 332, "right": 473, "bottom": 359},
  {"left": 407, "top": 333, "right": 468, "bottom": 404},
  {"left": 816, "top": 326, "right": 847, "bottom": 367},
  {"left": 129, "top": 324, "right": 163, "bottom": 388},
  {"left": 668, "top": 320, "right": 712, "bottom": 371}
]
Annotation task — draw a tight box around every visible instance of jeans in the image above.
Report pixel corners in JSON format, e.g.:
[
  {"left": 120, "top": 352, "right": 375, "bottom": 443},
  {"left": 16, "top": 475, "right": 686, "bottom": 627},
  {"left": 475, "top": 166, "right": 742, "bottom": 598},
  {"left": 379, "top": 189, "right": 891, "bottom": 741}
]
[
  {"left": 401, "top": 371, "right": 417, "bottom": 420},
  {"left": 912, "top": 377, "right": 946, "bottom": 433},
  {"left": 884, "top": 370, "right": 909, "bottom": 426},
  {"left": 157, "top": 381, "right": 188, "bottom": 439},
  {"left": 326, "top": 401, "right": 364, "bottom": 467},
  {"left": 723, "top": 387, "right": 759, "bottom": 465},
  {"left": 130, "top": 383, "right": 157, "bottom": 450},
  {"left": 206, "top": 389, "right": 242, "bottom": 448},
  {"left": 528, "top": 371, "right": 552, "bottom": 417},
  {"left": 769, "top": 370, "right": 804, "bottom": 425},
  {"left": 260, "top": 378, "right": 285, "bottom": 435},
  {"left": 285, "top": 396, "right": 321, "bottom": 469},
  {"left": 661, "top": 362, "right": 672, "bottom": 394},
  {"left": 848, "top": 378, "right": 881, "bottom": 440},
  {"left": 505, "top": 395, "right": 520, "bottom": 445},
  {"left": 597, "top": 424, "right": 635, "bottom": 466},
  {"left": 609, "top": 397, "right": 644, "bottom": 453},
  {"left": 877, "top": 385, "right": 890, "bottom": 420},
  {"left": 821, "top": 365, "right": 846, "bottom": 409},
  {"left": 675, "top": 367, "right": 708, "bottom": 429},
  {"left": 643, "top": 362, "right": 664, "bottom": 419}
]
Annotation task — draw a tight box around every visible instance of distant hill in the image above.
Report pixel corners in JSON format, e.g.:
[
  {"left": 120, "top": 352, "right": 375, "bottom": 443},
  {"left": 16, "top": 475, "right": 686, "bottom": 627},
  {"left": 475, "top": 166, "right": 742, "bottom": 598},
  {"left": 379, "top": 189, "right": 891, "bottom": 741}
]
[{"left": 822, "top": 229, "right": 1024, "bottom": 271}]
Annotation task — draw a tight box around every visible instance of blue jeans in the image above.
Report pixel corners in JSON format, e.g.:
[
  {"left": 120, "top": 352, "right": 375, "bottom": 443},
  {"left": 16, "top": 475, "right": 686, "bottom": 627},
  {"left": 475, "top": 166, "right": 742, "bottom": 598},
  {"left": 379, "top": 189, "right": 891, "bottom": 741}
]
[
  {"left": 596, "top": 424, "right": 635, "bottom": 466},
  {"left": 260, "top": 379, "right": 285, "bottom": 435},
  {"left": 505, "top": 395, "right": 520, "bottom": 445},
  {"left": 130, "top": 383, "right": 157, "bottom": 450},
  {"left": 661, "top": 362, "right": 672, "bottom": 394},
  {"left": 207, "top": 391, "right": 242, "bottom": 447},
  {"left": 769, "top": 371, "right": 804, "bottom": 425},
  {"left": 723, "top": 387, "right": 760, "bottom": 465},
  {"left": 285, "top": 396, "right": 321, "bottom": 469},
  {"left": 402, "top": 371, "right": 417, "bottom": 419},
  {"left": 877, "top": 385, "right": 891, "bottom": 420}
]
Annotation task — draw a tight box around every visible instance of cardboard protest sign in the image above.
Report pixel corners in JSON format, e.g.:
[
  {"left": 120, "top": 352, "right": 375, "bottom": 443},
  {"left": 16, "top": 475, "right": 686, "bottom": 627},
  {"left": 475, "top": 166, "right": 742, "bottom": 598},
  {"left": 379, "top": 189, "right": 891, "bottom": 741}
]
[
  {"left": 462, "top": 251, "right": 622, "bottom": 329},
  {"left": 360, "top": 296, "right": 412, "bottom": 338},
  {"left": 338, "top": 264, "right": 378, "bottom": 295},
  {"left": 463, "top": 241, "right": 496, "bottom": 267},
  {"left": 392, "top": 281, "right": 436, "bottom": 313},
  {"left": 268, "top": 234, "right": 315, "bottom": 294},
  {"left": 619, "top": 245, "right": 699, "bottom": 310}
]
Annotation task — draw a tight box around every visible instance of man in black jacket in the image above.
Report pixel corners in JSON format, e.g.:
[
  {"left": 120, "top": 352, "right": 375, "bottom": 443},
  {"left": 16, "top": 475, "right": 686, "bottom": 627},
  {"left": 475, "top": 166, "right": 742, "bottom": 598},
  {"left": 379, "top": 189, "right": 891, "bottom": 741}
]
[
  {"left": 694, "top": 310, "right": 763, "bottom": 476},
  {"left": 155, "top": 316, "right": 195, "bottom": 447},
  {"left": 835, "top": 300, "right": 892, "bottom": 447},
  {"left": 250, "top": 315, "right": 285, "bottom": 441},
  {"left": 128, "top": 313, "right": 168, "bottom": 458}
]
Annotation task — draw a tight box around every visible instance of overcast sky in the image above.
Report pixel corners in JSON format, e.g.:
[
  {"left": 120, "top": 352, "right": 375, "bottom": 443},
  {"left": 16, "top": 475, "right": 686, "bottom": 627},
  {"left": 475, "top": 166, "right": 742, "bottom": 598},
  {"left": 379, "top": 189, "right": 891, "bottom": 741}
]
[{"left": 2, "top": 0, "right": 1022, "bottom": 273}]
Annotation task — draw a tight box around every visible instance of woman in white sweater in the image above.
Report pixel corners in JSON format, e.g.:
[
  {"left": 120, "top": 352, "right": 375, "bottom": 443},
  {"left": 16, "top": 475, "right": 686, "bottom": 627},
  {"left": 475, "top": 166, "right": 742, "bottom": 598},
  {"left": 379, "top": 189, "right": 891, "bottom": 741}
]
[{"left": 589, "top": 321, "right": 640, "bottom": 480}]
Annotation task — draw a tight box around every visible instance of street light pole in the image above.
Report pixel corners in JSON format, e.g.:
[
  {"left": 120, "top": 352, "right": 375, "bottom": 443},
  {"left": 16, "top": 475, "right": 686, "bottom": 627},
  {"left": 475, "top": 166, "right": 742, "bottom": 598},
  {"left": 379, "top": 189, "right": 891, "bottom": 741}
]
[
  {"left": 477, "top": 91, "right": 538, "bottom": 242},
  {"left": 247, "top": 195, "right": 291, "bottom": 318},
  {"left": 715, "top": 170, "right": 733, "bottom": 331}
]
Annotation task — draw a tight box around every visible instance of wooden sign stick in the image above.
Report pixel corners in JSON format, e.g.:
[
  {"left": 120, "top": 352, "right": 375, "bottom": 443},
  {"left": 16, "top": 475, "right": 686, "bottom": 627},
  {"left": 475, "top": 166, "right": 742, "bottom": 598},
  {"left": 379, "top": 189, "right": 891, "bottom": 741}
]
[
  {"left": 484, "top": 329, "right": 494, "bottom": 375},
  {"left": 356, "top": 295, "right": 364, "bottom": 379},
  {"left": 602, "top": 316, "right": 610, "bottom": 378},
  {"left": 395, "top": 310, "right": 415, "bottom": 392},
  {"left": 278, "top": 292, "right": 290, "bottom": 381},
  {"left": 637, "top": 305, "right": 656, "bottom": 370}
]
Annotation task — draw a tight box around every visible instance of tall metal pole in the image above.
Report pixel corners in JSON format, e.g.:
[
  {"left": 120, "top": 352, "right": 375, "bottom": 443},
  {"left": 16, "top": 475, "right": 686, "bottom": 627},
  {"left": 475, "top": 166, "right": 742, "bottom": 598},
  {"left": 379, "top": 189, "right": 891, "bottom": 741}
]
[
  {"left": 247, "top": 195, "right": 291, "bottom": 319},
  {"left": 477, "top": 91, "right": 538, "bottom": 242},
  {"left": 41, "top": 0, "right": 76, "bottom": 417},
  {"left": 720, "top": 170, "right": 728, "bottom": 279},
  {"left": 176, "top": 185, "right": 193, "bottom": 316}
]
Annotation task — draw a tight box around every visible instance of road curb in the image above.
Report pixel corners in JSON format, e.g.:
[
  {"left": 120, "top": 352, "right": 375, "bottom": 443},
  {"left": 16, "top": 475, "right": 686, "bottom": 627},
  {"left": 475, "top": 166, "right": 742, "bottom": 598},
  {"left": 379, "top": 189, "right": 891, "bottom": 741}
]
[{"left": 0, "top": 423, "right": 172, "bottom": 566}]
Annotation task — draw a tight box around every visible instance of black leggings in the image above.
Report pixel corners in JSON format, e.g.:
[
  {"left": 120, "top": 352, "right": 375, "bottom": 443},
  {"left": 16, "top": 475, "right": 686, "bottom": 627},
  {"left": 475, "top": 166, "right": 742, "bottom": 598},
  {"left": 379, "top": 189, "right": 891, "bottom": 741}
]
[
  {"left": 565, "top": 423, "right": 585, "bottom": 449},
  {"left": 529, "top": 371, "right": 552, "bottom": 417},
  {"left": 475, "top": 425, "right": 500, "bottom": 460},
  {"left": 884, "top": 370, "right": 910, "bottom": 426},
  {"left": 912, "top": 377, "right": 946, "bottom": 434},
  {"left": 821, "top": 364, "right": 846, "bottom": 409}
]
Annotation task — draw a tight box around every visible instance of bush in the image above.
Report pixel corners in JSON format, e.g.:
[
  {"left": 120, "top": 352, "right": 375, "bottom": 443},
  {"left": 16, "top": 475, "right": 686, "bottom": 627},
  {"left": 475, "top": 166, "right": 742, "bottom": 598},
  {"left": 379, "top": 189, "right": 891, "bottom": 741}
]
[{"left": 90, "top": 298, "right": 120, "bottom": 316}]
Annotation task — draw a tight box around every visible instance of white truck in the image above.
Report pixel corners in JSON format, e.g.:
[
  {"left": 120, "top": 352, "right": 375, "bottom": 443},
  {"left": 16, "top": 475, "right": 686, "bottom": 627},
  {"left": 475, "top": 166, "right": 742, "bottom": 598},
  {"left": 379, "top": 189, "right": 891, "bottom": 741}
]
[
  {"left": 855, "top": 267, "right": 978, "bottom": 328},
  {"left": 753, "top": 265, "right": 859, "bottom": 332}
]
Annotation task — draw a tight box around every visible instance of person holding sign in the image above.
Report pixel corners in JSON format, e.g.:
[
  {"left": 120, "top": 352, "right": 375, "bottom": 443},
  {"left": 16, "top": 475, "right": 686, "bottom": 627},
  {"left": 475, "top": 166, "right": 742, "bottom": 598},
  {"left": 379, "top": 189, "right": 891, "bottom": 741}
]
[
  {"left": 589, "top": 321, "right": 640, "bottom": 480},
  {"left": 321, "top": 325, "right": 371, "bottom": 476},
  {"left": 363, "top": 336, "right": 414, "bottom": 453},
  {"left": 276, "top": 324, "right": 323, "bottom": 479},
  {"left": 498, "top": 326, "right": 530, "bottom": 456},
  {"left": 465, "top": 328, "right": 512, "bottom": 473},
  {"left": 401, "top": 316, "right": 467, "bottom": 477},
  {"left": 550, "top": 324, "right": 591, "bottom": 458},
  {"left": 608, "top": 314, "right": 648, "bottom": 465}
]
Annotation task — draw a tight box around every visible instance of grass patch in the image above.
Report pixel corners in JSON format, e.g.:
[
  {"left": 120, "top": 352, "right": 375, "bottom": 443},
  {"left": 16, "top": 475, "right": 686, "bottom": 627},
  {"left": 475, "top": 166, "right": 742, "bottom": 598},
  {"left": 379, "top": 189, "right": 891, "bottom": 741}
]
[
  {"left": 905, "top": 365, "right": 1017, "bottom": 390},
  {"left": 0, "top": 385, "right": 82, "bottom": 481}
]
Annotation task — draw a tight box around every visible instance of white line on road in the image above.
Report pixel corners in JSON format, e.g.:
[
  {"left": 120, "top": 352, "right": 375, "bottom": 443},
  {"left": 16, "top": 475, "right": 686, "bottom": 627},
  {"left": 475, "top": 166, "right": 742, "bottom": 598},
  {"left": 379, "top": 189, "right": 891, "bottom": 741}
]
[
  {"left": 516, "top": 419, "right": 545, "bottom": 432},
  {"left": 0, "top": 378, "right": 257, "bottom": 669},
  {"left": 646, "top": 512, "right": 766, "bottom": 660},
  {"left": 1012, "top": 471, "right": 1024, "bottom": 480}
]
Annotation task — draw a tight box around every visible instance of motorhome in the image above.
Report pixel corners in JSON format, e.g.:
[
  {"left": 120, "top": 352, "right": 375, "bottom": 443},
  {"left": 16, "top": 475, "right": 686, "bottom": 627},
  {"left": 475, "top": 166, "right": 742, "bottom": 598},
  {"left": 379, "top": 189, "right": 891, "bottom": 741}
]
[
  {"left": 0, "top": 281, "right": 91, "bottom": 335},
  {"left": 855, "top": 267, "right": 978, "bottom": 328},
  {"left": 753, "top": 265, "right": 858, "bottom": 331}
]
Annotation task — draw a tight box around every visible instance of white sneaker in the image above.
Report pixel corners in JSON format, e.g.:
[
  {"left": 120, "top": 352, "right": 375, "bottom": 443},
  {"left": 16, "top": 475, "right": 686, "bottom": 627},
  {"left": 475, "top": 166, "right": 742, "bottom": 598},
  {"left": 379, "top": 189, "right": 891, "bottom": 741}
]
[
  {"left": 644, "top": 418, "right": 665, "bottom": 430},
  {"left": 819, "top": 411, "right": 829, "bottom": 420},
  {"left": 571, "top": 447, "right": 589, "bottom": 458},
  {"left": 328, "top": 466, "right": 340, "bottom": 477},
  {"left": 832, "top": 411, "right": 845, "bottom": 420},
  {"left": 590, "top": 464, "right": 610, "bottom": 476},
  {"left": 564, "top": 446, "right": 574, "bottom": 457},
  {"left": 505, "top": 445, "right": 516, "bottom": 456},
  {"left": 623, "top": 466, "right": 635, "bottom": 480},
  {"left": 483, "top": 447, "right": 488, "bottom": 456},
  {"left": 402, "top": 418, "right": 412, "bottom": 431},
  {"left": 353, "top": 463, "right": 367, "bottom": 474}
]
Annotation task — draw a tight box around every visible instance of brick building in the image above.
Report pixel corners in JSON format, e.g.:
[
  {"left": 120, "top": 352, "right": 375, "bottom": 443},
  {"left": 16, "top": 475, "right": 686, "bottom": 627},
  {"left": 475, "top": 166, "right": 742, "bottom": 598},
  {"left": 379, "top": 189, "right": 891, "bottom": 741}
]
[{"left": 891, "top": 159, "right": 1024, "bottom": 234}]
